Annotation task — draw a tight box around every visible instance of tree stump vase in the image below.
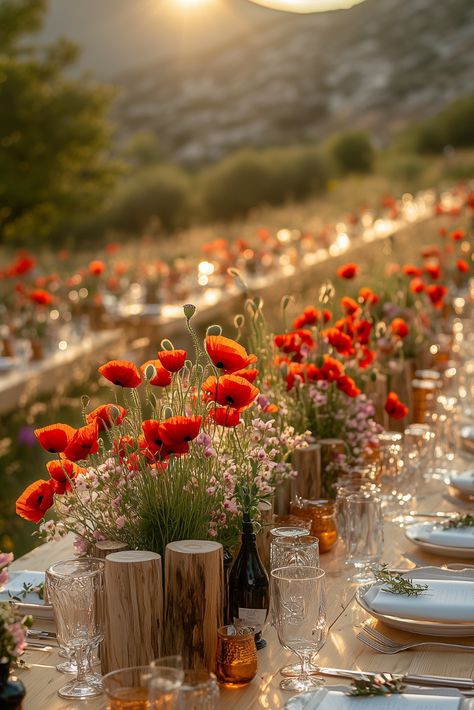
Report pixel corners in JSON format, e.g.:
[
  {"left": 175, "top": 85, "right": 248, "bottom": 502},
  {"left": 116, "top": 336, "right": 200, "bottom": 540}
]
[
  {"left": 164, "top": 540, "right": 223, "bottom": 672},
  {"left": 102, "top": 550, "right": 163, "bottom": 674}
]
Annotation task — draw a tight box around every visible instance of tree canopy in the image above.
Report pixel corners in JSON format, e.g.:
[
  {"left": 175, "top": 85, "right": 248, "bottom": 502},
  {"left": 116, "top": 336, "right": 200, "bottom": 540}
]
[{"left": 0, "top": 0, "right": 118, "bottom": 243}]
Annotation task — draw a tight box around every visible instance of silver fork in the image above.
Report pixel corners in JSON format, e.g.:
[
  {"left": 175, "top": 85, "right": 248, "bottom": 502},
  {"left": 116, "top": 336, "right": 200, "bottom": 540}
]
[{"left": 357, "top": 626, "right": 474, "bottom": 653}]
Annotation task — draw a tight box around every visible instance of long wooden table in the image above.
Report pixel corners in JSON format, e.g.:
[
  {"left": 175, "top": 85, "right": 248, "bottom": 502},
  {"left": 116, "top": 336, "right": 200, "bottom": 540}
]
[{"left": 12, "top": 472, "right": 474, "bottom": 709}]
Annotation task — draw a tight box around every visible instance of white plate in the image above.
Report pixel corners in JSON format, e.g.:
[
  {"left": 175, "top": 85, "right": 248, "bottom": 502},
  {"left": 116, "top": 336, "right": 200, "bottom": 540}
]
[
  {"left": 284, "top": 684, "right": 468, "bottom": 709},
  {"left": 448, "top": 475, "right": 474, "bottom": 497},
  {"left": 405, "top": 523, "right": 474, "bottom": 559},
  {"left": 356, "top": 567, "right": 474, "bottom": 637}
]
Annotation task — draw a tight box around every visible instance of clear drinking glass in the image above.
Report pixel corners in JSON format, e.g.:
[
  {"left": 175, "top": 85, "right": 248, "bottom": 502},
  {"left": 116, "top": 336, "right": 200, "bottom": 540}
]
[
  {"left": 378, "top": 431, "right": 403, "bottom": 514},
  {"left": 270, "top": 534, "right": 319, "bottom": 571},
  {"left": 271, "top": 566, "right": 326, "bottom": 692},
  {"left": 103, "top": 665, "right": 182, "bottom": 709},
  {"left": 152, "top": 656, "right": 217, "bottom": 709},
  {"left": 345, "top": 491, "right": 384, "bottom": 583},
  {"left": 46, "top": 558, "right": 104, "bottom": 699}
]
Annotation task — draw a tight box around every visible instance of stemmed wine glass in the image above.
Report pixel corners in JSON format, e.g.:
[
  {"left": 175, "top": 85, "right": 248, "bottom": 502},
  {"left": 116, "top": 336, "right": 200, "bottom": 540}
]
[
  {"left": 271, "top": 566, "right": 326, "bottom": 692},
  {"left": 46, "top": 558, "right": 104, "bottom": 699}
]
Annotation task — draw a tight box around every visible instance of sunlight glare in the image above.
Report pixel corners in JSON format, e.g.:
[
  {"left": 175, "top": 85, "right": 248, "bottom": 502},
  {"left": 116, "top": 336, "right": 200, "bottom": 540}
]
[{"left": 173, "top": 0, "right": 208, "bottom": 8}]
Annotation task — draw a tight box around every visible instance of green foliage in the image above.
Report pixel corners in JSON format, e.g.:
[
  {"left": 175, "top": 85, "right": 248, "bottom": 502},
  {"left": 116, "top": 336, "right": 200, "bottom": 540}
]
[
  {"left": 107, "top": 164, "right": 192, "bottom": 233},
  {"left": 411, "top": 95, "right": 474, "bottom": 153},
  {"left": 200, "top": 146, "right": 329, "bottom": 221},
  {"left": 0, "top": 0, "right": 118, "bottom": 243},
  {"left": 330, "top": 131, "right": 374, "bottom": 174},
  {"left": 121, "top": 131, "right": 163, "bottom": 169}
]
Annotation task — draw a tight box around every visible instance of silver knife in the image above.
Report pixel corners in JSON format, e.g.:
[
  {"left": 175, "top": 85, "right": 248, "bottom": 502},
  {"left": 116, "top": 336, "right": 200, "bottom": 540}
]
[{"left": 318, "top": 667, "right": 474, "bottom": 690}]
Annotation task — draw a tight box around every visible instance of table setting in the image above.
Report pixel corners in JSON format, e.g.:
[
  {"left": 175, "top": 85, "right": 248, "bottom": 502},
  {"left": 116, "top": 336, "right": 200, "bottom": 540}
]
[{"left": 1, "top": 211, "right": 474, "bottom": 709}]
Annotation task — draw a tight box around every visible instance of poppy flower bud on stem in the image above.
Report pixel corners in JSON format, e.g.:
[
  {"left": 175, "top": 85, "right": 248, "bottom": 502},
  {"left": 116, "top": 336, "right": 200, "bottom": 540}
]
[
  {"left": 206, "top": 324, "right": 222, "bottom": 337},
  {"left": 183, "top": 303, "right": 196, "bottom": 320},
  {"left": 234, "top": 314, "right": 244, "bottom": 329},
  {"left": 144, "top": 363, "right": 157, "bottom": 381},
  {"left": 163, "top": 406, "right": 173, "bottom": 420},
  {"left": 228, "top": 267, "right": 248, "bottom": 292},
  {"left": 281, "top": 295, "right": 292, "bottom": 312},
  {"left": 161, "top": 339, "right": 174, "bottom": 351}
]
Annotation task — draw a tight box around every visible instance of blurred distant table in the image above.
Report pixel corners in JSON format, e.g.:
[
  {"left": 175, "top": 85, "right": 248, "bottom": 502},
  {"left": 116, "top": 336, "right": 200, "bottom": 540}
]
[
  {"left": 0, "top": 330, "right": 123, "bottom": 416},
  {"left": 13, "top": 474, "right": 474, "bottom": 709}
]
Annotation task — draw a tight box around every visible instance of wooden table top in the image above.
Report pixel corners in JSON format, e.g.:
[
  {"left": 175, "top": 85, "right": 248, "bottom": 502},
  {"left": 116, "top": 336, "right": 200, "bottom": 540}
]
[{"left": 12, "top": 475, "right": 474, "bottom": 709}]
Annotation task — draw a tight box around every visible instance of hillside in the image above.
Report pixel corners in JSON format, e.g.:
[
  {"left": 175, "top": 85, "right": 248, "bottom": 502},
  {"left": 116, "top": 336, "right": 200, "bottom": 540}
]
[{"left": 114, "top": 0, "right": 474, "bottom": 163}]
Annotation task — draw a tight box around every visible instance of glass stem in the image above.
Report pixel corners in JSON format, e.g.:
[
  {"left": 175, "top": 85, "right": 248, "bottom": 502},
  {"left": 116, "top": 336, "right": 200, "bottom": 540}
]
[
  {"left": 75, "top": 646, "right": 88, "bottom": 684},
  {"left": 297, "top": 653, "right": 312, "bottom": 680}
]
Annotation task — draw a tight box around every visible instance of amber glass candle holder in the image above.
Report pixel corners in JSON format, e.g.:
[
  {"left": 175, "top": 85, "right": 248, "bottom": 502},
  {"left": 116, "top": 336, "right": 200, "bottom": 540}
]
[
  {"left": 215, "top": 625, "right": 257, "bottom": 686},
  {"left": 290, "top": 499, "right": 338, "bottom": 553}
]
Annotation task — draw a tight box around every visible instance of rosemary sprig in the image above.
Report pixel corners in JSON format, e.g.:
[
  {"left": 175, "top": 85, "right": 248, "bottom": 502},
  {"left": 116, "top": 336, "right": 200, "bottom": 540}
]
[
  {"left": 8, "top": 581, "right": 44, "bottom": 603},
  {"left": 374, "top": 564, "right": 428, "bottom": 597},
  {"left": 348, "top": 673, "right": 406, "bottom": 697},
  {"left": 443, "top": 514, "right": 474, "bottom": 530}
]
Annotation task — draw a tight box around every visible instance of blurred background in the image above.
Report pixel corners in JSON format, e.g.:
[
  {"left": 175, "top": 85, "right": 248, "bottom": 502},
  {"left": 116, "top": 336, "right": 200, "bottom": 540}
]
[{"left": 1, "top": 0, "right": 473, "bottom": 555}]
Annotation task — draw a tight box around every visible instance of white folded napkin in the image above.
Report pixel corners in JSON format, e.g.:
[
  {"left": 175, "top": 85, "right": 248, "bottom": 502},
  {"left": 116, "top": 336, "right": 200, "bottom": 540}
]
[
  {"left": 0, "top": 570, "right": 45, "bottom": 604},
  {"left": 302, "top": 690, "right": 461, "bottom": 709},
  {"left": 450, "top": 471, "right": 474, "bottom": 493},
  {"left": 369, "top": 578, "right": 474, "bottom": 622},
  {"left": 415, "top": 522, "right": 474, "bottom": 549}
]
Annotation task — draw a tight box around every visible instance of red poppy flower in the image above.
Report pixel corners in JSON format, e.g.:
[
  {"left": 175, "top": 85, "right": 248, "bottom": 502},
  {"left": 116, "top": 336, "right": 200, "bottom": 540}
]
[
  {"left": 358, "top": 287, "right": 379, "bottom": 305},
  {"left": 410, "top": 278, "right": 425, "bottom": 294},
  {"left": 35, "top": 424, "right": 76, "bottom": 453},
  {"left": 390, "top": 318, "right": 409, "bottom": 338},
  {"left": 355, "top": 319, "right": 372, "bottom": 345},
  {"left": 402, "top": 264, "right": 422, "bottom": 277},
  {"left": 16, "top": 479, "right": 55, "bottom": 523},
  {"left": 426, "top": 284, "right": 448, "bottom": 309},
  {"left": 337, "top": 375, "right": 361, "bottom": 398},
  {"left": 157, "top": 349, "right": 187, "bottom": 372},
  {"left": 63, "top": 422, "right": 99, "bottom": 462},
  {"left": 140, "top": 360, "right": 173, "bottom": 387},
  {"left": 337, "top": 263, "right": 358, "bottom": 279},
  {"left": 231, "top": 368, "right": 259, "bottom": 383},
  {"left": 438, "top": 227, "right": 447, "bottom": 237},
  {"left": 285, "top": 362, "right": 305, "bottom": 391},
  {"left": 456, "top": 259, "right": 470, "bottom": 274},
  {"left": 98, "top": 360, "right": 142, "bottom": 388},
  {"left": 202, "top": 374, "right": 259, "bottom": 410},
  {"left": 142, "top": 419, "right": 167, "bottom": 448},
  {"left": 323, "top": 328, "right": 354, "bottom": 356},
  {"left": 86, "top": 404, "right": 126, "bottom": 431},
  {"left": 425, "top": 262, "right": 441, "bottom": 280},
  {"left": 341, "top": 297, "right": 360, "bottom": 317},
  {"left": 358, "top": 346, "right": 375, "bottom": 369},
  {"left": 46, "top": 459, "right": 85, "bottom": 494},
  {"left": 159, "top": 415, "right": 202, "bottom": 445},
  {"left": 113, "top": 435, "right": 136, "bottom": 459},
  {"left": 451, "top": 229, "right": 465, "bottom": 241},
  {"left": 385, "top": 392, "right": 409, "bottom": 420},
  {"left": 10, "top": 251, "right": 35, "bottom": 276},
  {"left": 292, "top": 307, "right": 330, "bottom": 329},
  {"left": 421, "top": 246, "right": 440, "bottom": 259},
  {"left": 306, "top": 364, "right": 322, "bottom": 381},
  {"left": 88, "top": 260, "right": 105, "bottom": 276},
  {"left": 320, "top": 356, "right": 344, "bottom": 382},
  {"left": 29, "top": 289, "right": 54, "bottom": 306},
  {"left": 274, "top": 330, "right": 314, "bottom": 360},
  {"left": 205, "top": 335, "right": 257, "bottom": 373},
  {"left": 209, "top": 407, "right": 241, "bottom": 427}
]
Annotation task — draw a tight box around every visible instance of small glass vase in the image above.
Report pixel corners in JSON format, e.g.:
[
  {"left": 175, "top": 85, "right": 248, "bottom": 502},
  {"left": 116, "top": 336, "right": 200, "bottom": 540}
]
[{"left": 0, "top": 661, "right": 26, "bottom": 710}]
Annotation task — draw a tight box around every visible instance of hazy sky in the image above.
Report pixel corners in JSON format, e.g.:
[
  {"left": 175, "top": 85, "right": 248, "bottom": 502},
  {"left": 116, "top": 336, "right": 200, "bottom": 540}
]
[{"left": 39, "top": 0, "right": 278, "bottom": 77}]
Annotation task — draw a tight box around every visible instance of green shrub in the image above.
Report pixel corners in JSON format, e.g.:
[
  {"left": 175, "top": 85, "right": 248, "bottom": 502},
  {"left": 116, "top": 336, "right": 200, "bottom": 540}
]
[
  {"left": 200, "top": 146, "right": 329, "bottom": 221},
  {"left": 330, "top": 131, "right": 374, "bottom": 174},
  {"left": 413, "top": 95, "right": 474, "bottom": 153},
  {"left": 107, "top": 165, "right": 192, "bottom": 233}
]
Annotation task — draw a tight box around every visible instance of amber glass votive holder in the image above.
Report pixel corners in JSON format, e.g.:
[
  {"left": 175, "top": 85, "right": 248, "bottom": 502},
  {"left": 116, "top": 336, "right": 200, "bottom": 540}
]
[
  {"left": 290, "top": 499, "right": 338, "bottom": 553},
  {"left": 215, "top": 625, "right": 257, "bottom": 687}
]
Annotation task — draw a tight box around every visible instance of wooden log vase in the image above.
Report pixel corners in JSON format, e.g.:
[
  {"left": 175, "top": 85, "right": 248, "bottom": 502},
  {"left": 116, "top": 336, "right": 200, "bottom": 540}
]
[
  {"left": 164, "top": 540, "right": 224, "bottom": 672},
  {"left": 291, "top": 444, "right": 322, "bottom": 501},
  {"left": 102, "top": 550, "right": 163, "bottom": 674}
]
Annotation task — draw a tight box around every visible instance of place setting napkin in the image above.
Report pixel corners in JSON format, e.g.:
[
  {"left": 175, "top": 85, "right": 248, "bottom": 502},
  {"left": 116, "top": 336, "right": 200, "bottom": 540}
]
[
  {"left": 368, "top": 578, "right": 474, "bottom": 623},
  {"left": 286, "top": 687, "right": 466, "bottom": 709},
  {"left": 450, "top": 471, "right": 474, "bottom": 494},
  {"left": 414, "top": 523, "right": 474, "bottom": 549}
]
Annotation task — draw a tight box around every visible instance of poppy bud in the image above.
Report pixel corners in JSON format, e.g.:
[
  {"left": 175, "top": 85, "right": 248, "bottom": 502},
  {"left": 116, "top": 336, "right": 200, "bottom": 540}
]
[
  {"left": 206, "top": 324, "right": 222, "bottom": 337},
  {"left": 234, "top": 314, "right": 244, "bottom": 329},
  {"left": 281, "top": 295, "right": 292, "bottom": 311},
  {"left": 183, "top": 303, "right": 196, "bottom": 320},
  {"left": 160, "top": 338, "right": 174, "bottom": 351},
  {"left": 144, "top": 363, "right": 157, "bottom": 381},
  {"left": 162, "top": 406, "right": 173, "bottom": 420},
  {"left": 81, "top": 395, "right": 90, "bottom": 408}
]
